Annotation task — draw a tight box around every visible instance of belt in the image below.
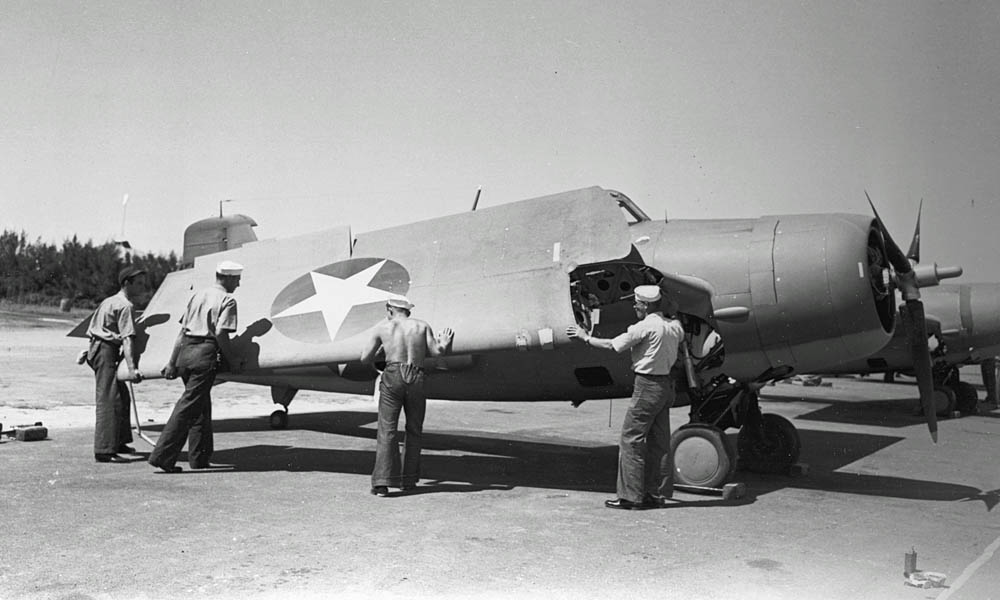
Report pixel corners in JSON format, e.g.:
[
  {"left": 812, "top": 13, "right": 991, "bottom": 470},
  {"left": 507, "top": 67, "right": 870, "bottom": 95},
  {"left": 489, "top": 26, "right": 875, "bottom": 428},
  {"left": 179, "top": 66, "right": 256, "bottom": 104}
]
[
  {"left": 183, "top": 334, "right": 216, "bottom": 344},
  {"left": 384, "top": 361, "right": 424, "bottom": 373},
  {"left": 634, "top": 372, "right": 671, "bottom": 378},
  {"left": 90, "top": 336, "right": 121, "bottom": 347}
]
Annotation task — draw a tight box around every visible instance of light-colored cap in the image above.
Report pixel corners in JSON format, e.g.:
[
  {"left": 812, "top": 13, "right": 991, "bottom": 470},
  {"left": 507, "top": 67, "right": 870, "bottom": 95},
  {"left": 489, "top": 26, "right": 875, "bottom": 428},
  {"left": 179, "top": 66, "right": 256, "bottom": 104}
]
[
  {"left": 386, "top": 297, "right": 414, "bottom": 310},
  {"left": 216, "top": 260, "right": 244, "bottom": 277},
  {"left": 634, "top": 285, "right": 662, "bottom": 303}
]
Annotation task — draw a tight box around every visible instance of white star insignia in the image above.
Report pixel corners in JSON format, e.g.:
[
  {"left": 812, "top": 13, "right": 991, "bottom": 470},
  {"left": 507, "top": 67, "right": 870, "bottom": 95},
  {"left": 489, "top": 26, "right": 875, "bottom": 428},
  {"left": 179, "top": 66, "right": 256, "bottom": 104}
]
[{"left": 272, "top": 260, "right": 407, "bottom": 341}]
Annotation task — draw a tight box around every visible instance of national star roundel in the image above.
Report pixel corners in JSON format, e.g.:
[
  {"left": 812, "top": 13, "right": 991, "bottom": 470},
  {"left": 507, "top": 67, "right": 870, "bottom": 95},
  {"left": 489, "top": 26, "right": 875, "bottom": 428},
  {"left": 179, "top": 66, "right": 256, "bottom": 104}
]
[{"left": 270, "top": 258, "right": 410, "bottom": 344}]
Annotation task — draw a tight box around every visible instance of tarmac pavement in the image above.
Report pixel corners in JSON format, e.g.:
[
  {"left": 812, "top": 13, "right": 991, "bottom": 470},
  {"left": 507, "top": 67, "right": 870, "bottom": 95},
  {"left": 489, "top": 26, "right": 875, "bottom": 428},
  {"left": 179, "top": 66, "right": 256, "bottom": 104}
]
[{"left": 2, "top": 312, "right": 1000, "bottom": 599}]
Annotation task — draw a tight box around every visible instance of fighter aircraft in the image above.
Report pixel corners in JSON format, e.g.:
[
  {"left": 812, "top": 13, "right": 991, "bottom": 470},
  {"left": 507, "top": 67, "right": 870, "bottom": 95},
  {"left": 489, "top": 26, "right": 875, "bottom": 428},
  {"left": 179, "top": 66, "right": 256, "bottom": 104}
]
[
  {"left": 826, "top": 282, "right": 1000, "bottom": 413},
  {"left": 91, "top": 186, "right": 960, "bottom": 488}
]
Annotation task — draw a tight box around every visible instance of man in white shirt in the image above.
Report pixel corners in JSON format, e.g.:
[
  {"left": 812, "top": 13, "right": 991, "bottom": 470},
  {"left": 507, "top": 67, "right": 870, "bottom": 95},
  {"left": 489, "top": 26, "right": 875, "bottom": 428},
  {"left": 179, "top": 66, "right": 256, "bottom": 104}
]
[{"left": 567, "top": 285, "right": 685, "bottom": 510}]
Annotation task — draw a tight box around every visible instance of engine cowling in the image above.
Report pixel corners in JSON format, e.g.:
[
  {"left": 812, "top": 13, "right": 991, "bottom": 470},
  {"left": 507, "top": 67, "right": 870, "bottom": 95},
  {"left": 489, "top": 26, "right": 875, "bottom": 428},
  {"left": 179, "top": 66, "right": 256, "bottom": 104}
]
[{"left": 636, "top": 213, "right": 894, "bottom": 381}]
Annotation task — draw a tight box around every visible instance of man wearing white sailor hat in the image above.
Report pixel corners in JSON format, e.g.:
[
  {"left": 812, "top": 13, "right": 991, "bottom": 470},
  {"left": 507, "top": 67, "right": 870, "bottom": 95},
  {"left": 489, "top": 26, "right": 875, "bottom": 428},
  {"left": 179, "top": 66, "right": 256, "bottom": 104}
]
[
  {"left": 360, "top": 295, "right": 454, "bottom": 497},
  {"left": 148, "top": 259, "right": 245, "bottom": 473},
  {"left": 566, "top": 284, "right": 685, "bottom": 510}
]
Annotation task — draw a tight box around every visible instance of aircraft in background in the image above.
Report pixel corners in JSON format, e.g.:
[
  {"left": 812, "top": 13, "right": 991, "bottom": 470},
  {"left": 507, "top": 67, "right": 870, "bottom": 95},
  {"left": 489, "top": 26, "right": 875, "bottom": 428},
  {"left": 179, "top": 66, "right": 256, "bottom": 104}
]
[
  {"left": 81, "top": 186, "right": 961, "bottom": 487},
  {"left": 820, "top": 203, "right": 996, "bottom": 415},
  {"left": 828, "top": 282, "right": 1000, "bottom": 414}
]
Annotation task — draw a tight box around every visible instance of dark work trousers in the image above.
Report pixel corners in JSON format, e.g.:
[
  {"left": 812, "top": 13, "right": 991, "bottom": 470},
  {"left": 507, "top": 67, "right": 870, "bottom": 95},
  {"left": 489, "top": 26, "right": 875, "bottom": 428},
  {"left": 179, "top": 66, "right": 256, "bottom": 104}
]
[
  {"left": 371, "top": 363, "right": 427, "bottom": 488},
  {"left": 617, "top": 373, "right": 675, "bottom": 503},
  {"left": 90, "top": 339, "right": 133, "bottom": 455},
  {"left": 148, "top": 339, "right": 218, "bottom": 469}
]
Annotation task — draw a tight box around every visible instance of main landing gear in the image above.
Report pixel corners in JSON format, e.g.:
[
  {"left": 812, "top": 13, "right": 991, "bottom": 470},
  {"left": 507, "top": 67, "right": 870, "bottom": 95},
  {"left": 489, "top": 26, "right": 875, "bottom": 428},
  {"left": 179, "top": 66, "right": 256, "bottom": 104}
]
[
  {"left": 921, "top": 366, "right": 979, "bottom": 417},
  {"left": 671, "top": 381, "right": 802, "bottom": 488}
]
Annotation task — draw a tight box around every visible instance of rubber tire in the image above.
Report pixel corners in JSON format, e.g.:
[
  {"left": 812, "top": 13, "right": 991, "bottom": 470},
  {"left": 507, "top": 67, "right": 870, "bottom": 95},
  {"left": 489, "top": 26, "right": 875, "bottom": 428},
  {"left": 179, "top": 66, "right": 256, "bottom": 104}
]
[
  {"left": 269, "top": 409, "right": 288, "bottom": 430},
  {"left": 737, "top": 413, "right": 802, "bottom": 474},
  {"left": 951, "top": 381, "right": 979, "bottom": 415},
  {"left": 671, "top": 424, "right": 735, "bottom": 488},
  {"left": 932, "top": 387, "right": 956, "bottom": 417}
]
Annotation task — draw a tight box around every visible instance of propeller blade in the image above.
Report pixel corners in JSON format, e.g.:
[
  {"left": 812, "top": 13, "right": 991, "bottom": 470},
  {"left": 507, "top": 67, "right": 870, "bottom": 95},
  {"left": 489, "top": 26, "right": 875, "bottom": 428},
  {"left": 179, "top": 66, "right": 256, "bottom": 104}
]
[
  {"left": 900, "top": 301, "right": 938, "bottom": 443},
  {"left": 865, "top": 191, "right": 911, "bottom": 274},
  {"left": 906, "top": 199, "right": 922, "bottom": 263}
]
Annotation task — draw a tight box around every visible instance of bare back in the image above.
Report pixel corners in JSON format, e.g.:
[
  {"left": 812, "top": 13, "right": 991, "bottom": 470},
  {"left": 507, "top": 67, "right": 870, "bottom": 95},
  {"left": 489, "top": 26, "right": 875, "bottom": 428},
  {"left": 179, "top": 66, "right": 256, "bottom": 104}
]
[{"left": 377, "top": 317, "right": 434, "bottom": 365}]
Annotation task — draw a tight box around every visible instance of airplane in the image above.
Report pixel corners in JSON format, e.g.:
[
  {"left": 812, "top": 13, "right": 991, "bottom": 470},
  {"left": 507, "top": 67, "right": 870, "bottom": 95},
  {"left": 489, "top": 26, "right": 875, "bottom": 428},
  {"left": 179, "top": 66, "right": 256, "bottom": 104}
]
[
  {"left": 81, "top": 186, "right": 962, "bottom": 488},
  {"left": 827, "top": 281, "right": 1000, "bottom": 415}
]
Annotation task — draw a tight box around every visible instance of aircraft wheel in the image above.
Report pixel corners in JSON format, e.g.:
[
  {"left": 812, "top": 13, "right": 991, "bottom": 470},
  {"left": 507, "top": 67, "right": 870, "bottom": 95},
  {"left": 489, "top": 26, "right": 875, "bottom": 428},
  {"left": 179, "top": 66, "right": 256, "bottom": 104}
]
[
  {"left": 671, "top": 424, "right": 735, "bottom": 488},
  {"left": 931, "top": 387, "right": 956, "bottom": 417},
  {"left": 737, "top": 413, "right": 801, "bottom": 474},
  {"left": 950, "top": 381, "right": 979, "bottom": 415},
  {"left": 269, "top": 409, "right": 288, "bottom": 430}
]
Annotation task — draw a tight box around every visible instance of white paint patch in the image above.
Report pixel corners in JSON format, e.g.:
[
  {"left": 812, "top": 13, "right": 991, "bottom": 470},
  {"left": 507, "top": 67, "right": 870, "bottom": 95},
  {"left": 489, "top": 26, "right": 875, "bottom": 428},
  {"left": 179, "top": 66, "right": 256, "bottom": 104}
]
[
  {"left": 935, "top": 532, "right": 1000, "bottom": 599},
  {"left": 40, "top": 317, "right": 75, "bottom": 324},
  {"left": 271, "top": 260, "right": 406, "bottom": 341},
  {"left": 538, "top": 328, "right": 554, "bottom": 349},
  {"left": 857, "top": 261, "right": 864, "bottom": 278},
  {"left": 552, "top": 241, "right": 561, "bottom": 262}
]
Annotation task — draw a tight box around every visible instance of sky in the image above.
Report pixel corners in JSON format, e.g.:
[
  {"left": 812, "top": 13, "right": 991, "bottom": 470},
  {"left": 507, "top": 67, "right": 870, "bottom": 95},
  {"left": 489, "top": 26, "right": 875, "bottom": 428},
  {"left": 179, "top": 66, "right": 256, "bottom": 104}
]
[{"left": 3, "top": 1, "right": 999, "bottom": 280}]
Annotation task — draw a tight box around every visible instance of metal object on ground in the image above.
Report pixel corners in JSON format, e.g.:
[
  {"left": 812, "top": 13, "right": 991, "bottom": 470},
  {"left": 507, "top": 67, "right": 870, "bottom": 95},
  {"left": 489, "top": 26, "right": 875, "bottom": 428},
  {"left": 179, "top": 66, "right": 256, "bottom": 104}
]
[
  {"left": 127, "top": 382, "right": 157, "bottom": 446},
  {"left": 2, "top": 422, "right": 48, "bottom": 441},
  {"left": 904, "top": 547, "right": 917, "bottom": 576},
  {"left": 675, "top": 482, "right": 746, "bottom": 500}
]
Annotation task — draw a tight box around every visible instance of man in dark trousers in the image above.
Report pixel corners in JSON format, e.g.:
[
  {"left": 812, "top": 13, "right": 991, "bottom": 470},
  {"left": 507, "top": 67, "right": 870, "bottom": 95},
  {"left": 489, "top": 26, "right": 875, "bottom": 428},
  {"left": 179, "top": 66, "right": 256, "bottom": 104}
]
[
  {"left": 360, "top": 297, "right": 454, "bottom": 497},
  {"left": 566, "top": 285, "right": 685, "bottom": 510},
  {"left": 148, "top": 260, "right": 244, "bottom": 473},
  {"left": 86, "top": 266, "right": 145, "bottom": 463}
]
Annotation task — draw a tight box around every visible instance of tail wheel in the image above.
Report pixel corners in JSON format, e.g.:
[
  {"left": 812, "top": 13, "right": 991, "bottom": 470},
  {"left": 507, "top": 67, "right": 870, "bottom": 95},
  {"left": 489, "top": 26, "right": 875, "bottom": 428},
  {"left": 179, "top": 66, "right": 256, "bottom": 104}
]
[
  {"left": 671, "top": 424, "right": 735, "bottom": 488},
  {"left": 269, "top": 409, "right": 288, "bottom": 430},
  {"left": 737, "top": 413, "right": 801, "bottom": 474},
  {"left": 950, "top": 381, "right": 979, "bottom": 415}
]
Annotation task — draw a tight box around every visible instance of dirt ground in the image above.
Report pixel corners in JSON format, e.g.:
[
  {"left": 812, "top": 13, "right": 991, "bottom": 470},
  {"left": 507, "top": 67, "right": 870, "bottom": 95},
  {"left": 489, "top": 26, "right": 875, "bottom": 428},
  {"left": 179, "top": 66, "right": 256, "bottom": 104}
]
[{"left": 2, "top": 309, "right": 999, "bottom": 600}]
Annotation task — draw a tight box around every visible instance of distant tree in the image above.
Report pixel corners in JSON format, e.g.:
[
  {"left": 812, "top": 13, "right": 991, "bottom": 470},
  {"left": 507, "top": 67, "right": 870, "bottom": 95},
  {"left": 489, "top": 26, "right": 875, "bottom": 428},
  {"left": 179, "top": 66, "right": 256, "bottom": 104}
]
[{"left": 0, "top": 229, "right": 180, "bottom": 308}]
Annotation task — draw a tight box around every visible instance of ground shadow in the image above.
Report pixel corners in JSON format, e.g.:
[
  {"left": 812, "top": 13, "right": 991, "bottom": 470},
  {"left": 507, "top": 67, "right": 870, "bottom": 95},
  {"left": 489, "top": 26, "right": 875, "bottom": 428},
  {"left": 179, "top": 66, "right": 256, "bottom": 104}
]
[
  {"left": 760, "top": 392, "right": 1000, "bottom": 427},
  {"left": 138, "top": 408, "right": 990, "bottom": 508},
  {"left": 733, "top": 428, "right": 990, "bottom": 507}
]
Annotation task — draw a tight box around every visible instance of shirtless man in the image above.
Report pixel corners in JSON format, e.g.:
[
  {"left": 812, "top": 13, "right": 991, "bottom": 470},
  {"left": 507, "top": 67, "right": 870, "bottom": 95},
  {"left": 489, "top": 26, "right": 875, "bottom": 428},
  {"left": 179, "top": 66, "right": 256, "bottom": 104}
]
[{"left": 361, "top": 297, "right": 454, "bottom": 497}]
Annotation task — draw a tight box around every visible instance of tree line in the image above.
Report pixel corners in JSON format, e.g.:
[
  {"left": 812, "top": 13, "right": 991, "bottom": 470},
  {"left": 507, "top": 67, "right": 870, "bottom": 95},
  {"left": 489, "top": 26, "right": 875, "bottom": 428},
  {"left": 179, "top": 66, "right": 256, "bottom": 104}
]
[{"left": 0, "top": 230, "right": 179, "bottom": 309}]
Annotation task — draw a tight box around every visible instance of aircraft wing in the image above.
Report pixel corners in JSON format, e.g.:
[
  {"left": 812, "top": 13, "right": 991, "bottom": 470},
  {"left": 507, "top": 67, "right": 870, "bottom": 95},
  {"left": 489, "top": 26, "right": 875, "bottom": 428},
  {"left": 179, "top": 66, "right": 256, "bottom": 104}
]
[{"left": 126, "top": 187, "right": 707, "bottom": 380}]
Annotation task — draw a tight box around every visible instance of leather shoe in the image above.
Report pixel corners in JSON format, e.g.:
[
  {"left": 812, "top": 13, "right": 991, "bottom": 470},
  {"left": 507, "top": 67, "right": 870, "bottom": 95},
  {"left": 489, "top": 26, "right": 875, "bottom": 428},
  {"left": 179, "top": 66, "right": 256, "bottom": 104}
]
[
  {"left": 370, "top": 486, "right": 389, "bottom": 497},
  {"left": 117, "top": 445, "right": 137, "bottom": 454},
  {"left": 400, "top": 484, "right": 416, "bottom": 491},
  {"left": 643, "top": 494, "right": 686, "bottom": 508},
  {"left": 604, "top": 498, "right": 645, "bottom": 510},
  {"left": 149, "top": 461, "right": 182, "bottom": 474},
  {"left": 95, "top": 454, "right": 130, "bottom": 463}
]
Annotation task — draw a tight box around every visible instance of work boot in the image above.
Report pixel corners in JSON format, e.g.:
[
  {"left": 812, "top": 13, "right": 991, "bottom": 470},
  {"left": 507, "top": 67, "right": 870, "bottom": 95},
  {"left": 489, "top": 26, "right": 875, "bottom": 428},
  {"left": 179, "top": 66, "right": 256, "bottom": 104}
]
[{"left": 95, "top": 454, "right": 130, "bottom": 463}]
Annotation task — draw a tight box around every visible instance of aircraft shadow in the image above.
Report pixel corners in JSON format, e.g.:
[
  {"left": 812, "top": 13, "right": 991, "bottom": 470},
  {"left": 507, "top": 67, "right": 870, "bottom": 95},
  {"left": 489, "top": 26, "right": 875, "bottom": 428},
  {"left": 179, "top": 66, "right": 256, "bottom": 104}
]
[
  {"left": 143, "top": 410, "right": 620, "bottom": 494},
  {"left": 759, "top": 393, "right": 1000, "bottom": 427},
  {"left": 734, "top": 428, "right": 992, "bottom": 509},
  {"left": 141, "top": 410, "right": 990, "bottom": 509}
]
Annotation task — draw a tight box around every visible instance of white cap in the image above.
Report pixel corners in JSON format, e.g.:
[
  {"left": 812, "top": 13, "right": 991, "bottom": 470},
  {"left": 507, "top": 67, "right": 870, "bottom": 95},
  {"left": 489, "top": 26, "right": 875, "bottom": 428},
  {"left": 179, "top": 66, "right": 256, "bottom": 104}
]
[
  {"left": 634, "top": 285, "right": 661, "bottom": 303},
  {"left": 216, "top": 260, "right": 244, "bottom": 277},
  {"left": 386, "top": 297, "right": 414, "bottom": 310}
]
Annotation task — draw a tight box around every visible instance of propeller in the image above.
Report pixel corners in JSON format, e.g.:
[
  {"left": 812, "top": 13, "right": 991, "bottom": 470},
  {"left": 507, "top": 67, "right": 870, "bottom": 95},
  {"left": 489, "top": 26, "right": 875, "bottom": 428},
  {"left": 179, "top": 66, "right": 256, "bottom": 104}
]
[
  {"left": 866, "top": 191, "right": 937, "bottom": 443},
  {"left": 906, "top": 199, "right": 921, "bottom": 262}
]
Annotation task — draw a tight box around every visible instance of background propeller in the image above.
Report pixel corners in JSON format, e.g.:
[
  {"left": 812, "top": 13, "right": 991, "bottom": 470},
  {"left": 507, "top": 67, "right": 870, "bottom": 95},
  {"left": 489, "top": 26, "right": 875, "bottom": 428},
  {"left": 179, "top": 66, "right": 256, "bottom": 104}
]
[{"left": 866, "top": 192, "right": 937, "bottom": 443}]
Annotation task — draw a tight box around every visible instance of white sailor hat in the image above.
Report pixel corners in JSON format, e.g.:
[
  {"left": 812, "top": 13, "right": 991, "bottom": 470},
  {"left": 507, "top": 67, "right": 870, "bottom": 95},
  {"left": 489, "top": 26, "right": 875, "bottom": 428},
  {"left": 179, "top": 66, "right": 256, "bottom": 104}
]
[
  {"left": 634, "top": 285, "right": 662, "bottom": 303},
  {"left": 216, "top": 260, "right": 244, "bottom": 277},
  {"left": 386, "top": 297, "right": 414, "bottom": 310}
]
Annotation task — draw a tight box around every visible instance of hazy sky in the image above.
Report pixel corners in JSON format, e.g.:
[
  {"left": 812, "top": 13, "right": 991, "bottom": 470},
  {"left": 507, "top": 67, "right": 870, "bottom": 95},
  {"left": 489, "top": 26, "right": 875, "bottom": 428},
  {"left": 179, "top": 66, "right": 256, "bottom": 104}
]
[{"left": 3, "top": 1, "right": 999, "bottom": 280}]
